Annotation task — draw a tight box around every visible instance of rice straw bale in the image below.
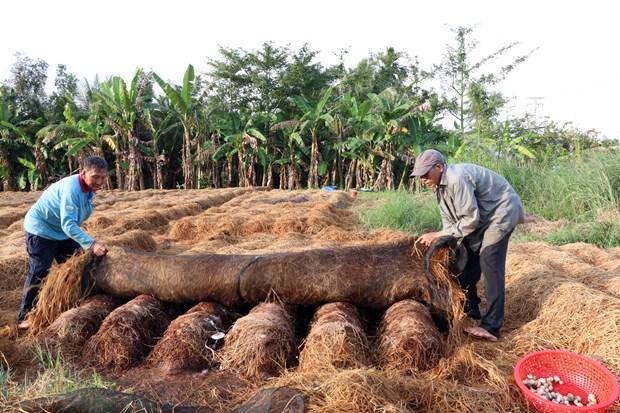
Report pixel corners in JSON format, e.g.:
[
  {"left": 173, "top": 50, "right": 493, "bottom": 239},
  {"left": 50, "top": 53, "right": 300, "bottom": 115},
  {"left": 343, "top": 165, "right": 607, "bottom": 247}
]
[
  {"left": 560, "top": 242, "right": 615, "bottom": 267},
  {"left": 167, "top": 219, "right": 201, "bottom": 241},
  {"left": 82, "top": 215, "right": 114, "bottom": 232},
  {"left": 89, "top": 240, "right": 450, "bottom": 312},
  {"left": 299, "top": 302, "right": 369, "bottom": 372},
  {"left": 219, "top": 302, "right": 295, "bottom": 380},
  {"left": 0, "top": 256, "right": 27, "bottom": 291},
  {"left": 375, "top": 299, "right": 442, "bottom": 373},
  {"left": 512, "top": 282, "right": 620, "bottom": 376},
  {"left": 268, "top": 215, "right": 307, "bottom": 235},
  {"left": 41, "top": 294, "right": 121, "bottom": 355},
  {"left": 274, "top": 368, "right": 414, "bottom": 413},
  {"left": 104, "top": 229, "right": 158, "bottom": 252},
  {"left": 27, "top": 251, "right": 93, "bottom": 334},
  {"left": 159, "top": 203, "right": 202, "bottom": 221},
  {"left": 269, "top": 364, "right": 514, "bottom": 413},
  {"left": 83, "top": 294, "right": 170, "bottom": 373},
  {"left": 106, "top": 210, "right": 169, "bottom": 235},
  {"left": 0, "top": 289, "right": 21, "bottom": 326},
  {"left": 146, "top": 302, "right": 232, "bottom": 373},
  {"left": 0, "top": 207, "right": 28, "bottom": 230}
]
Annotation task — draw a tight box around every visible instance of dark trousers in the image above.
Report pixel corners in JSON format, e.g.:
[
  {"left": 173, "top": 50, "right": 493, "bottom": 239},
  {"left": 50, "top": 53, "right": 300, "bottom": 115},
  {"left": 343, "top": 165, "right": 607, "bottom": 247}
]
[
  {"left": 17, "top": 232, "right": 81, "bottom": 322},
  {"left": 457, "top": 231, "right": 512, "bottom": 338}
]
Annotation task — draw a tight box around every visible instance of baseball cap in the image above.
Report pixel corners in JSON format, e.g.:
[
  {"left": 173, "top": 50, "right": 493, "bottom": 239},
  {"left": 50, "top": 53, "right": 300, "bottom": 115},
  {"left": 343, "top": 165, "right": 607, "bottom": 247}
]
[{"left": 410, "top": 149, "right": 445, "bottom": 177}]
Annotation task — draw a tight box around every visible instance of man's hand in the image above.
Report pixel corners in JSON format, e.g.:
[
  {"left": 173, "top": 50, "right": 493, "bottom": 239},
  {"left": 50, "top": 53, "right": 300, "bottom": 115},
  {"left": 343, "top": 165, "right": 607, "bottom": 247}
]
[
  {"left": 92, "top": 242, "right": 108, "bottom": 257},
  {"left": 415, "top": 231, "right": 442, "bottom": 247}
]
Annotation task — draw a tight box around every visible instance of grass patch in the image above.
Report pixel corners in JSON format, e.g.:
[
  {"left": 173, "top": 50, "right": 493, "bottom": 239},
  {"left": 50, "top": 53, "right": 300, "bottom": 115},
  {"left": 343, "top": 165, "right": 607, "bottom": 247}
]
[
  {"left": 458, "top": 151, "right": 620, "bottom": 221},
  {"left": 0, "top": 354, "right": 12, "bottom": 402},
  {"left": 355, "top": 190, "right": 441, "bottom": 235},
  {"left": 2, "top": 343, "right": 113, "bottom": 406},
  {"left": 547, "top": 220, "right": 620, "bottom": 248}
]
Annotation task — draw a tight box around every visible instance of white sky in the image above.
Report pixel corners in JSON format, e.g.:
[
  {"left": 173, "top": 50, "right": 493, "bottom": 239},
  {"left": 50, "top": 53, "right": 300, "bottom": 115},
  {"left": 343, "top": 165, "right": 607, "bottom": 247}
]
[{"left": 1, "top": 0, "right": 618, "bottom": 138}]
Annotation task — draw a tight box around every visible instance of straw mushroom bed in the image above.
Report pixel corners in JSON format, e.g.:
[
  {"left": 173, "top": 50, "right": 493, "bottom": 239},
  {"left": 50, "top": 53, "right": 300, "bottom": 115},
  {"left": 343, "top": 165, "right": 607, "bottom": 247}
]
[
  {"left": 298, "top": 302, "right": 370, "bottom": 372},
  {"left": 2, "top": 189, "right": 620, "bottom": 412},
  {"left": 375, "top": 299, "right": 442, "bottom": 373},
  {"left": 218, "top": 302, "right": 295, "bottom": 380},
  {"left": 26, "top": 251, "right": 94, "bottom": 335},
  {"left": 146, "top": 302, "right": 233, "bottom": 373},
  {"left": 41, "top": 294, "right": 121, "bottom": 356},
  {"left": 83, "top": 294, "right": 171, "bottom": 373}
]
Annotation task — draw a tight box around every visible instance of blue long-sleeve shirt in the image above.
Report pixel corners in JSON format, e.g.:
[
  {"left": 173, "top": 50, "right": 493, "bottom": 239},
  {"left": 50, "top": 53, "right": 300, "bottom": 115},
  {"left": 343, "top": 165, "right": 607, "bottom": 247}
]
[{"left": 24, "top": 174, "right": 96, "bottom": 249}]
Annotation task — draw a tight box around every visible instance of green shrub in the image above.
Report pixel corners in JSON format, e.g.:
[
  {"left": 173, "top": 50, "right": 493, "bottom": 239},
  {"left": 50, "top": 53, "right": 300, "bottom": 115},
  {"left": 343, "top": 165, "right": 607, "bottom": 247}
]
[
  {"left": 1, "top": 344, "right": 114, "bottom": 404},
  {"left": 455, "top": 151, "right": 620, "bottom": 221},
  {"left": 547, "top": 220, "right": 620, "bottom": 248},
  {"left": 356, "top": 191, "right": 441, "bottom": 235}
]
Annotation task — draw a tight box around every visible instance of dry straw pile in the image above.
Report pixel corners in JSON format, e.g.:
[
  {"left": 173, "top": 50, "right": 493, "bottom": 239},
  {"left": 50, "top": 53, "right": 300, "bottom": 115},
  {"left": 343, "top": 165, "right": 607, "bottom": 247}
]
[
  {"left": 219, "top": 302, "right": 295, "bottom": 380},
  {"left": 41, "top": 294, "right": 120, "bottom": 356},
  {"left": 375, "top": 299, "right": 442, "bottom": 373},
  {"left": 83, "top": 294, "right": 170, "bottom": 373},
  {"left": 26, "top": 251, "right": 93, "bottom": 335},
  {"left": 147, "top": 302, "right": 232, "bottom": 373},
  {"left": 4, "top": 189, "right": 620, "bottom": 413},
  {"left": 168, "top": 191, "right": 355, "bottom": 245},
  {"left": 299, "top": 302, "right": 369, "bottom": 372}
]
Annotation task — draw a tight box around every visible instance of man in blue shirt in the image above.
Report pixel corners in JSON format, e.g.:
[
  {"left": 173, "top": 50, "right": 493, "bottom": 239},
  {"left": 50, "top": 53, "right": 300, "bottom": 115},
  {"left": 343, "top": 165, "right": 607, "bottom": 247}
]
[{"left": 17, "top": 156, "right": 109, "bottom": 329}]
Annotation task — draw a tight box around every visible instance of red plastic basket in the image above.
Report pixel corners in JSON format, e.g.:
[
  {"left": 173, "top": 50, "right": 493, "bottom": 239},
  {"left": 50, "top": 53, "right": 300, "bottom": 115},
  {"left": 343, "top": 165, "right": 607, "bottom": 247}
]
[{"left": 514, "top": 350, "right": 619, "bottom": 413}]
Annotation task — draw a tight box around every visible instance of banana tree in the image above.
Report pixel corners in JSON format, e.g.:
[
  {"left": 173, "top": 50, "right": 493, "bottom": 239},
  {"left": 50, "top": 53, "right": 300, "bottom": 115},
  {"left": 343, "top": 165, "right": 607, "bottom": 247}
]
[
  {"left": 270, "top": 119, "right": 305, "bottom": 189},
  {"left": 96, "top": 70, "right": 149, "bottom": 190},
  {"left": 143, "top": 97, "right": 181, "bottom": 189},
  {"left": 339, "top": 93, "right": 375, "bottom": 190},
  {"left": 153, "top": 65, "right": 203, "bottom": 189},
  {"left": 39, "top": 103, "right": 116, "bottom": 188},
  {"left": 0, "top": 90, "right": 29, "bottom": 191},
  {"left": 290, "top": 88, "right": 333, "bottom": 188},
  {"left": 16, "top": 156, "right": 41, "bottom": 191},
  {"left": 367, "top": 87, "right": 421, "bottom": 191},
  {"left": 398, "top": 96, "right": 445, "bottom": 190},
  {"left": 213, "top": 114, "right": 267, "bottom": 187}
]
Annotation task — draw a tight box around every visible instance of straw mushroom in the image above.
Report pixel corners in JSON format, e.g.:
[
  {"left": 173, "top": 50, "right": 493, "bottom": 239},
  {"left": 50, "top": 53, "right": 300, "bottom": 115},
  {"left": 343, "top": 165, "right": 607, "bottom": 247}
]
[
  {"left": 524, "top": 372, "right": 590, "bottom": 407},
  {"left": 587, "top": 393, "right": 597, "bottom": 406}
]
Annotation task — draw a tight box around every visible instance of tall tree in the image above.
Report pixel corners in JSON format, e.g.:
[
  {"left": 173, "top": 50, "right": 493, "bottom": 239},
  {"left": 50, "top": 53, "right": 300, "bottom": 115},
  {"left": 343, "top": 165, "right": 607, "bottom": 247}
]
[
  {"left": 213, "top": 113, "right": 266, "bottom": 187},
  {"left": 5, "top": 53, "right": 49, "bottom": 120},
  {"left": 153, "top": 64, "right": 204, "bottom": 189},
  {"left": 96, "top": 70, "right": 152, "bottom": 190},
  {"left": 290, "top": 88, "right": 333, "bottom": 189},
  {"left": 47, "top": 64, "right": 79, "bottom": 123},
  {"left": 0, "top": 87, "right": 28, "bottom": 190},
  {"left": 436, "top": 26, "right": 536, "bottom": 136}
]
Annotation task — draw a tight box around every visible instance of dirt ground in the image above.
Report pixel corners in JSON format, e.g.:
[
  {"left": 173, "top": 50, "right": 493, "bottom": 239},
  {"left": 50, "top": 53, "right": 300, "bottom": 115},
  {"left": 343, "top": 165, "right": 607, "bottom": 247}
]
[{"left": 1, "top": 188, "right": 620, "bottom": 412}]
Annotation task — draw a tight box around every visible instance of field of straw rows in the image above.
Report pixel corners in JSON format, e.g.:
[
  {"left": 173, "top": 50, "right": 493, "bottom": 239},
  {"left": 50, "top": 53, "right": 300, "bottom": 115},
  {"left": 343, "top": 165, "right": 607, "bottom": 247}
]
[{"left": 0, "top": 188, "right": 619, "bottom": 412}]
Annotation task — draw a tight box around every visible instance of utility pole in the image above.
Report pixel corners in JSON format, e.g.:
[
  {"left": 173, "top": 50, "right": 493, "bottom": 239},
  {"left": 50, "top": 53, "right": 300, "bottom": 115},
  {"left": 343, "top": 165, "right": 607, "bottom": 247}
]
[{"left": 526, "top": 96, "right": 545, "bottom": 127}]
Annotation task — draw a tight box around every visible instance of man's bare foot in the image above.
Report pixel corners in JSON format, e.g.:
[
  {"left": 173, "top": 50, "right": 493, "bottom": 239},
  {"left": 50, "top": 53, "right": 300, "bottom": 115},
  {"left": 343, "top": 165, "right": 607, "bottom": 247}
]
[
  {"left": 464, "top": 326, "right": 498, "bottom": 342},
  {"left": 17, "top": 320, "right": 30, "bottom": 330}
]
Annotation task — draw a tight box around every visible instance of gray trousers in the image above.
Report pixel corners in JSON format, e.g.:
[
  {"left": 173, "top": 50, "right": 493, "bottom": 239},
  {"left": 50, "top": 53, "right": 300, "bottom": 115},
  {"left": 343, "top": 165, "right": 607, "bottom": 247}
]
[{"left": 457, "top": 230, "right": 512, "bottom": 337}]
